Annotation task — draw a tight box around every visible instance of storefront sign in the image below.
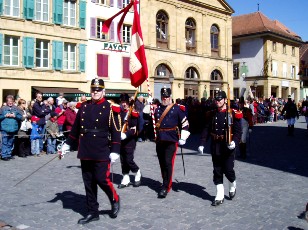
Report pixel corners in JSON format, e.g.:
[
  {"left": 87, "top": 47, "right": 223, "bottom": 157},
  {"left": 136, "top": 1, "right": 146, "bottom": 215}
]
[
  {"left": 103, "top": 42, "right": 130, "bottom": 53},
  {"left": 281, "top": 80, "right": 289, "bottom": 87}
]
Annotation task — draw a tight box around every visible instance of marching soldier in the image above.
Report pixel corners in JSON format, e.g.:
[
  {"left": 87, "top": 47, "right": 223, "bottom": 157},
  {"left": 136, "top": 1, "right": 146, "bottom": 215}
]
[
  {"left": 281, "top": 95, "right": 299, "bottom": 136},
  {"left": 60, "top": 78, "right": 121, "bottom": 224},
  {"left": 198, "top": 90, "right": 242, "bottom": 206},
  {"left": 154, "top": 87, "right": 190, "bottom": 198},
  {"left": 118, "top": 93, "right": 142, "bottom": 188},
  {"left": 239, "top": 99, "right": 253, "bottom": 159}
]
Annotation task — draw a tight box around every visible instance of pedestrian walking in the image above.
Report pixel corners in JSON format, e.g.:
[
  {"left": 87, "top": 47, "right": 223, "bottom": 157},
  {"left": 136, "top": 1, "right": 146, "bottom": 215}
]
[
  {"left": 281, "top": 95, "right": 299, "bottom": 136},
  {"left": 60, "top": 78, "right": 121, "bottom": 224},
  {"left": 154, "top": 87, "right": 190, "bottom": 198},
  {"left": 118, "top": 93, "right": 142, "bottom": 188},
  {"left": 198, "top": 90, "right": 242, "bottom": 206}
]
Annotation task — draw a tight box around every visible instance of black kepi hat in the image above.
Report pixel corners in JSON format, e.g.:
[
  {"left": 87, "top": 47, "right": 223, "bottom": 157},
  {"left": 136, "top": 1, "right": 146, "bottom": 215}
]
[
  {"left": 91, "top": 78, "right": 105, "bottom": 91},
  {"left": 215, "top": 90, "right": 227, "bottom": 100},
  {"left": 161, "top": 87, "right": 172, "bottom": 98},
  {"left": 119, "top": 93, "right": 129, "bottom": 102}
]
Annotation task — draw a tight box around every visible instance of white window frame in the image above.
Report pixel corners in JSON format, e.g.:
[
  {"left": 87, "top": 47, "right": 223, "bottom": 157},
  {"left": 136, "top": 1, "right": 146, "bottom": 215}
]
[
  {"left": 122, "top": 0, "right": 129, "bottom": 8},
  {"left": 35, "top": 39, "right": 49, "bottom": 68},
  {"left": 63, "top": 43, "right": 76, "bottom": 70},
  {"left": 290, "top": 65, "right": 295, "bottom": 79},
  {"left": 4, "top": 0, "right": 20, "bottom": 17},
  {"left": 122, "top": 24, "right": 131, "bottom": 43},
  {"left": 3, "top": 35, "right": 19, "bottom": 66},
  {"left": 272, "top": 61, "right": 278, "bottom": 77},
  {"left": 63, "top": 0, "right": 76, "bottom": 27},
  {"left": 97, "top": 19, "right": 107, "bottom": 40},
  {"left": 35, "top": 0, "right": 49, "bottom": 22},
  {"left": 283, "top": 62, "right": 287, "bottom": 78}
]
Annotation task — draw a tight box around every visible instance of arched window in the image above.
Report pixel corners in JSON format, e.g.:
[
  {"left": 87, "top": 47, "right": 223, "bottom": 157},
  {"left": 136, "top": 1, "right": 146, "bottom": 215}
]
[
  {"left": 185, "top": 67, "right": 199, "bottom": 79},
  {"left": 156, "top": 64, "right": 171, "bottom": 77},
  {"left": 211, "top": 25, "right": 219, "bottom": 56},
  {"left": 185, "top": 18, "right": 196, "bottom": 52},
  {"left": 156, "top": 11, "right": 169, "bottom": 48},
  {"left": 211, "top": 69, "right": 223, "bottom": 81}
]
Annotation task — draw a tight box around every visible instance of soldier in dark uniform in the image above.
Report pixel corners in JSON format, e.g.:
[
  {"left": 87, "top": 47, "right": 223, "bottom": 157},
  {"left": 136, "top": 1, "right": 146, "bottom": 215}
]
[
  {"left": 60, "top": 78, "right": 121, "bottom": 224},
  {"left": 198, "top": 90, "right": 242, "bottom": 206},
  {"left": 154, "top": 87, "right": 190, "bottom": 198},
  {"left": 281, "top": 95, "right": 299, "bottom": 136},
  {"left": 118, "top": 93, "right": 142, "bottom": 188}
]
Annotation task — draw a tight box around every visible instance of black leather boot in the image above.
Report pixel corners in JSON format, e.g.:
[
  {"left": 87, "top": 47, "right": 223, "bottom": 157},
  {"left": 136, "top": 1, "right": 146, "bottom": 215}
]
[
  {"left": 110, "top": 196, "right": 120, "bottom": 218},
  {"left": 77, "top": 214, "right": 99, "bottom": 224},
  {"left": 239, "top": 143, "right": 246, "bottom": 159}
]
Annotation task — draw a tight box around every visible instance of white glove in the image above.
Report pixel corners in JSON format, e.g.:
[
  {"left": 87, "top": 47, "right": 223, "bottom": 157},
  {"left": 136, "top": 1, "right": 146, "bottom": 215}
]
[
  {"left": 59, "top": 143, "right": 70, "bottom": 159},
  {"left": 121, "top": 132, "right": 127, "bottom": 140},
  {"left": 180, "top": 130, "right": 190, "bottom": 140},
  {"left": 227, "top": 141, "right": 236, "bottom": 150},
  {"left": 198, "top": 146, "right": 204, "bottom": 154},
  {"left": 178, "top": 139, "right": 186, "bottom": 146},
  {"left": 109, "top": 152, "right": 120, "bottom": 164},
  {"left": 249, "top": 129, "right": 252, "bottom": 133}
]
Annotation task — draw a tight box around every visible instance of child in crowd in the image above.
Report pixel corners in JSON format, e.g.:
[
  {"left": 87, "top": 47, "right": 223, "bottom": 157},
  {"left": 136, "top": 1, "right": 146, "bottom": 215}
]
[
  {"left": 30, "top": 116, "right": 42, "bottom": 157},
  {"left": 46, "top": 112, "right": 59, "bottom": 154}
]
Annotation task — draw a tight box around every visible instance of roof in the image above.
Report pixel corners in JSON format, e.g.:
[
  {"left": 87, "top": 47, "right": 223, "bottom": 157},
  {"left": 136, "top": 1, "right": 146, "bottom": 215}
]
[{"left": 232, "top": 11, "right": 302, "bottom": 42}]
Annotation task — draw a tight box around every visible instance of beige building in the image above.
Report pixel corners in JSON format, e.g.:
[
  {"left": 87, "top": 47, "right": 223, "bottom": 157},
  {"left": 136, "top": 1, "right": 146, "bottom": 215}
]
[
  {"left": 232, "top": 12, "right": 303, "bottom": 101},
  {"left": 0, "top": 0, "right": 88, "bottom": 103},
  {"left": 140, "top": 0, "right": 234, "bottom": 99}
]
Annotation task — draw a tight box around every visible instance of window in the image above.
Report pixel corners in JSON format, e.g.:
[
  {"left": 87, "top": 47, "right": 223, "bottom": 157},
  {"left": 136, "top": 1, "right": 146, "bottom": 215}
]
[
  {"left": 122, "top": 0, "right": 129, "bottom": 8},
  {"left": 272, "top": 61, "right": 278, "bottom": 77},
  {"left": 35, "top": 0, "right": 48, "bottom": 22},
  {"left": 3, "top": 35, "right": 19, "bottom": 66},
  {"left": 272, "top": 41, "right": 276, "bottom": 52},
  {"left": 156, "top": 64, "right": 171, "bottom": 77},
  {"left": 122, "top": 57, "right": 130, "bottom": 79},
  {"left": 185, "top": 67, "right": 198, "bottom": 79},
  {"left": 122, "top": 24, "right": 131, "bottom": 43},
  {"left": 98, "top": 0, "right": 106, "bottom": 4},
  {"left": 232, "top": 43, "right": 240, "bottom": 54},
  {"left": 292, "top": 47, "right": 295, "bottom": 56},
  {"left": 283, "top": 44, "right": 286, "bottom": 54},
  {"left": 211, "top": 69, "right": 222, "bottom": 81},
  {"left": 283, "top": 62, "right": 287, "bottom": 77},
  {"left": 97, "top": 54, "right": 108, "bottom": 77},
  {"left": 97, "top": 19, "right": 107, "bottom": 40},
  {"left": 36, "top": 39, "right": 49, "bottom": 68},
  {"left": 291, "top": 65, "right": 295, "bottom": 78},
  {"left": 63, "top": 43, "right": 76, "bottom": 70},
  {"left": 185, "top": 18, "right": 196, "bottom": 50},
  {"left": 233, "top": 63, "right": 239, "bottom": 79},
  {"left": 211, "top": 25, "right": 219, "bottom": 56},
  {"left": 63, "top": 0, "right": 76, "bottom": 27},
  {"left": 156, "top": 11, "right": 168, "bottom": 48},
  {"left": 4, "top": 0, "right": 20, "bottom": 17}
]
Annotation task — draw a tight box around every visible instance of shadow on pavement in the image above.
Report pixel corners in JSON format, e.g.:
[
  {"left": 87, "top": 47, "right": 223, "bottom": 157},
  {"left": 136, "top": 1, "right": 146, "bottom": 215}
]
[{"left": 172, "top": 181, "right": 214, "bottom": 201}]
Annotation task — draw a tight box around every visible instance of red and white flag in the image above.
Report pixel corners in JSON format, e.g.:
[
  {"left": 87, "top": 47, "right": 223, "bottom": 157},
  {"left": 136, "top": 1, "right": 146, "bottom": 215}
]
[{"left": 102, "top": 0, "right": 148, "bottom": 88}]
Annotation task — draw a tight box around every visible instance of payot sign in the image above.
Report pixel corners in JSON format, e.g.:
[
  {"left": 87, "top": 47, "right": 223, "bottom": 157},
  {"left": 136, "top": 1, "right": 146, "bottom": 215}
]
[{"left": 103, "top": 42, "right": 130, "bottom": 53}]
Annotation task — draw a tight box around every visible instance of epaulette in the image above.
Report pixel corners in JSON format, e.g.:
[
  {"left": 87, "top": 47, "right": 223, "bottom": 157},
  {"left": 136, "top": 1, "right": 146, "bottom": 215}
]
[
  {"left": 111, "top": 104, "right": 120, "bottom": 113},
  {"left": 179, "top": 104, "right": 186, "bottom": 112},
  {"left": 131, "top": 110, "right": 139, "bottom": 118},
  {"left": 233, "top": 109, "right": 243, "bottom": 119}
]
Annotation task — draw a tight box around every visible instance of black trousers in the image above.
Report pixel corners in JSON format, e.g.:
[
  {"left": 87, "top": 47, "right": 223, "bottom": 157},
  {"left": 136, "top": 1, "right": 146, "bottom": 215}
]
[
  {"left": 211, "top": 142, "right": 236, "bottom": 185},
  {"left": 120, "top": 147, "right": 139, "bottom": 175},
  {"left": 81, "top": 160, "right": 119, "bottom": 215},
  {"left": 156, "top": 141, "right": 177, "bottom": 192}
]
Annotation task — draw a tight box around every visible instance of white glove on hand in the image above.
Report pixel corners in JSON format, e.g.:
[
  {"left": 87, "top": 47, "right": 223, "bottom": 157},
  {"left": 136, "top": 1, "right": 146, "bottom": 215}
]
[
  {"left": 59, "top": 143, "right": 70, "bottom": 159},
  {"left": 198, "top": 146, "right": 204, "bottom": 154},
  {"left": 109, "top": 152, "right": 120, "bottom": 164},
  {"left": 227, "top": 141, "right": 236, "bottom": 150},
  {"left": 121, "top": 132, "right": 127, "bottom": 140},
  {"left": 249, "top": 129, "right": 252, "bottom": 133},
  {"left": 178, "top": 139, "right": 186, "bottom": 146}
]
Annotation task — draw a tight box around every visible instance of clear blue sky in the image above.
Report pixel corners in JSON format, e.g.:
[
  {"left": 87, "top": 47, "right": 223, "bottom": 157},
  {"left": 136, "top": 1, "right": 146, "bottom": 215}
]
[{"left": 226, "top": 0, "right": 308, "bottom": 42}]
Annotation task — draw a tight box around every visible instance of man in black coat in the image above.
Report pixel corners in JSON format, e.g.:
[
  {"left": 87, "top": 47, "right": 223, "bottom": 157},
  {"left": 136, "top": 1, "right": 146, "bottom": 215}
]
[{"left": 281, "top": 95, "right": 299, "bottom": 136}]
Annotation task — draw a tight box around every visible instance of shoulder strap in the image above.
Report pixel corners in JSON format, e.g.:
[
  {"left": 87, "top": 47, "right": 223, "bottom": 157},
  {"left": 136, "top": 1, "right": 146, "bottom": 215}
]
[{"left": 156, "top": 103, "right": 174, "bottom": 129}]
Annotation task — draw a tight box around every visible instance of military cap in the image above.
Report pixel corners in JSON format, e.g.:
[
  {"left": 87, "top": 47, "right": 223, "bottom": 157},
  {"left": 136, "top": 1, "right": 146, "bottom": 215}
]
[
  {"left": 161, "top": 87, "right": 172, "bottom": 98},
  {"left": 119, "top": 93, "right": 129, "bottom": 102},
  {"left": 215, "top": 90, "right": 227, "bottom": 101},
  {"left": 91, "top": 78, "right": 105, "bottom": 91}
]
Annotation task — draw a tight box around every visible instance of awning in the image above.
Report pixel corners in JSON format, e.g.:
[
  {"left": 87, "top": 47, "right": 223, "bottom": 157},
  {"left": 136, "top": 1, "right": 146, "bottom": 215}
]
[
  {"left": 33, "top": 87, "right": 90, "bottom": 97},
  {"left": 33, "top": 87, "right": 148, "bottom": 98}
]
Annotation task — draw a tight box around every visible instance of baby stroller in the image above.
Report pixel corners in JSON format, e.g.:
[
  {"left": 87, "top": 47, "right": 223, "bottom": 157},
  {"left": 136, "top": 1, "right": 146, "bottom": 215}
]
[{"left": 56, "top": 133, "right": 66, "bottom": 152}]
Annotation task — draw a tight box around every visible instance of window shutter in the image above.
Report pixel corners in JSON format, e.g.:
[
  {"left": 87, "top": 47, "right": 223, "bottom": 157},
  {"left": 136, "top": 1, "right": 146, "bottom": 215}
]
[
  {"left": 110, "top": 21, "right": 114, "bottom": 41},
  {"left": 110, "top": 0, "right": 114, "bottom": 7},
  {"left": 97, "top": 54, "right": 108, "bottom": 77},
  {"left": 52, "top": 41, "right": 63, "bottom": 70},
  {"left": 0, "top": 34, "right": 3, "bottom": 65},
  {"left": 122, "top": 57, "right": 130, "bottom": 79},
  {"left": 0, "top": 0, "right": 3, "bottom": 15},
  {"left": 117, "top": 0, "right": 121, "bottom": 8},
  {"left": 79, "top": 44, "right": 86, "bottom": 72},
  {"left": 90, "top": 17, "right": 96, "bottom": 38},
  {"left": 23, "top": 37, "right": 34, "bottom": 68},
  {"left": 52, "top": 41, "right": 56, "bottom": 69},
  {"left": 23, "top": 0, "right": 27, "bottom": 18},
  {"left": 25, "top": 0, "right": 34, "bottom": 20},
  {"left": 118, "top": 24, "right": 122, "bottom": 43},
  {"left": 53, "top": 0, "right": 63, "bottom": 24},
  {"left": 79, "top": 0, "right": 86, "bottom": 29}
]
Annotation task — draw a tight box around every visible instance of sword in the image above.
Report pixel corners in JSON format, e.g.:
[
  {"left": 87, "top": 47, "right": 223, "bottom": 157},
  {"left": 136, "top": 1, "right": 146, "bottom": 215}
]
[
  {"left": 14, "top": 154, "right": 60, "bottom": 187},
  {"left": 180, "top": 146, "right": 186, "bottom": 176}
]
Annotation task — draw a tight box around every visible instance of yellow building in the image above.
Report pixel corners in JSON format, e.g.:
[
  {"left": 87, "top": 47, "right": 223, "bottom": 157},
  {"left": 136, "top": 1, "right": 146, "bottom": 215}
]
[
  {"left": 140, "top": 0, "right": 234, "bottom": 99},
  {"left": 0, "top": 0, "right": 88, "bottom": 103},
  {"left": 232, "top": 12, "right": 303, "bottom": 101}
]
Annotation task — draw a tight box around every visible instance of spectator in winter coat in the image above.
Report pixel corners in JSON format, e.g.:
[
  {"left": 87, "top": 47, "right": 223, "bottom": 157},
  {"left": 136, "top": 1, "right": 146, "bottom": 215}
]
[
  {"left": 30, "top": 116, "right": 42, "bottom": 157},
  {"left": 64, "top": 102, "right": 77, "bottom": 133},
  {"left": 46, "top": 112, "right": 59, "bottom": 154}
]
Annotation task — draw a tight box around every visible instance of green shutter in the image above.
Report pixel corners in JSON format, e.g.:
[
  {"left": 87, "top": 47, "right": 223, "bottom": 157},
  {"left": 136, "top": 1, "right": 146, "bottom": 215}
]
[
  {"left": 23, "top": 37, "right": 34, "bottom": 68},
  {"left": 53, "top": 0, "right": 63, "bottom": 24},
  {"left": 52, "top": 41, "right": 56, "bottom": 69},
  {"left": 23, "top": 0, "right": 34, "bottom": 19},
  {"left": 79, "top": 1, "right": 86, "bottom": 29},
  {"left": 56, "top": 41, "right": 63, "bottom": 70},
  {"left": 79, "top": 44, "right": 85, "bottom": 72},
  {"left": 0, "top": 34, "right": 3, "bottom": 65},
  {"left": 0, "top": 0, "right": 3, "bottom": 15}
]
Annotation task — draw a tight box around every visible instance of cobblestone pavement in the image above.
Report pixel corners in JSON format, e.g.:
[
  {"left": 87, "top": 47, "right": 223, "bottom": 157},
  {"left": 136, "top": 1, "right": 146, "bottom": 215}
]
[{"left": 0, "top": 117, "right": 307, "bottom": 230}]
